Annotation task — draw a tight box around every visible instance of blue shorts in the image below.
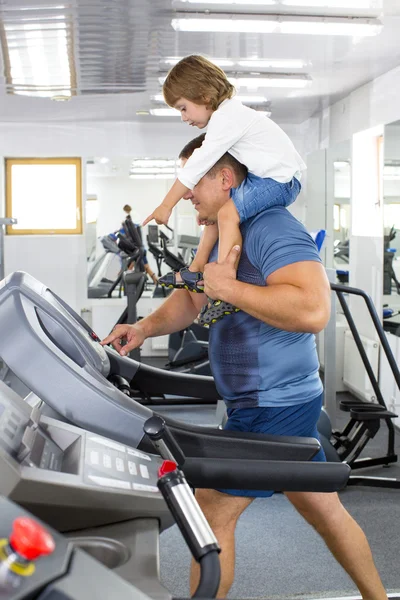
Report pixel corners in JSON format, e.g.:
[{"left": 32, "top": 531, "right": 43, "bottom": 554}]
[
  {"left": 218, "top": 394, "right": 326, "bottom": 498},
  {"left": 231, "top": 173, "right": 301, "bottom": 224}
]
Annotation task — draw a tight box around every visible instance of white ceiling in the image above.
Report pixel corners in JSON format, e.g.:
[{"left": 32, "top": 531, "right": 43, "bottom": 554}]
[{"left": 0, "top": 0, "right": 399, "bottom": 126}]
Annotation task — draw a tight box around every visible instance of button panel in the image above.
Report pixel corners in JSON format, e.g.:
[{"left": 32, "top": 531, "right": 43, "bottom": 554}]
[{"left": 84, "top": 435, "right": 162, "bottom": 494}]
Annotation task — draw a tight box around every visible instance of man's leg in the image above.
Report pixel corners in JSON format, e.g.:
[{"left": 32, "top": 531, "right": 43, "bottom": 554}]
[
  {"left": 190, "top": 488, "right": 253, "bottom": 598},
  {"left": 285, "top": 491, "right": 387, "bottom": 600}
]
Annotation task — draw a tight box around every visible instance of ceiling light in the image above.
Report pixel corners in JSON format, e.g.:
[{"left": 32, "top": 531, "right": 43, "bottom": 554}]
[
  {"left": 3, "top": 19, "right": 74, "bottom": 98},
  {"left": 164, "top": 57, "right": 235, "bottom": 67},
  {"left": 176, "top": 0, "right": 276, "bottom": 4},
  {"left": 171, "top": 14, "right": 383, "bottom": 36},
  {"left": 238, "top": 59, "right": 306, "bottom": 69},
  {"left": 129, "top": 174, "right": 175, "bottom": 180},
  {"left": 132, "top": 160, "right": 179, "bottom": 168},
  {"left": 150, "top": 108, "right": 180, "bottom": 116},
  {"left": 282, "top": 0, "right": 376, "bottom": 7},
  {"left": 232, "top": 75, "right": 311, "bottom": 88},
  {"left": 130, "top": 168, "right": 176, "bottom": 175},
  {"left": 152, "top": 93, "right": 269, "bottom": 103}
]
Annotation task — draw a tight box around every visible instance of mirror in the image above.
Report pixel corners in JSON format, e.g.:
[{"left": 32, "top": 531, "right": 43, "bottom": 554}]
[
  {"left": 85, "top": 156, "right": 200, "bottom": 300},
  {"left": 328, "top": 141, "right": 351, "bottom": 281},
  {"left": 383, "top": 120, "right": 400, "bottom": 312}
]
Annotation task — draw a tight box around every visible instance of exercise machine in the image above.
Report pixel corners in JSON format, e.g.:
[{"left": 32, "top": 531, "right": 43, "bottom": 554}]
[{"left": 318, "top": 282, "right": 400, "bottom": 489}]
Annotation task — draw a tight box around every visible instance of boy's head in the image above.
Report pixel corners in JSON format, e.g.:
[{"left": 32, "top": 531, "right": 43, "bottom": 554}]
[{"left": 163, "top": 55, "right": 235, "bottom": 114}]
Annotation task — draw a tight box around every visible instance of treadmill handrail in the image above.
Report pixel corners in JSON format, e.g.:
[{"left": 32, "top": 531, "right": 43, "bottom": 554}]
[
  {"left": 105, "top": 347, "right": 219, "bottom": 400},
  {"left": 183, "top": 458, "right": 350, "bottom": 492}
]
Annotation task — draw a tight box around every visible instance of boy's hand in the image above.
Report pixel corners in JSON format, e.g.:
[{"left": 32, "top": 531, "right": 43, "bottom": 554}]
[{"left": 143, "top": 204, "right": 172, "bottom": 226}]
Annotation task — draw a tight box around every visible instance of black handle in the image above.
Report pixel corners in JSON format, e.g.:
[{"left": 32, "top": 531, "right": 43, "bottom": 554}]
[{"left": 144, "top": 416, "right": 186, "bottom": 467}]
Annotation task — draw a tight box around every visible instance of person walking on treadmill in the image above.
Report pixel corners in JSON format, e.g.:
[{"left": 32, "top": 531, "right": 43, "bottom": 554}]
[
  {"left": 143, "top": 55, "right": 305, "bottom": 327},
  {"left": 102, "top": 136, "right": 388, "bottom": 600}
]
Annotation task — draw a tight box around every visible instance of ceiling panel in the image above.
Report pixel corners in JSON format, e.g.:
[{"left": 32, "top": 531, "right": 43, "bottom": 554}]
[{"left": 0, "top": 0, "right": 399, "bottom": 124}]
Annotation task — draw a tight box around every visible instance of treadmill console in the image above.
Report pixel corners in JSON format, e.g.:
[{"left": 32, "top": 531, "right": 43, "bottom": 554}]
[
  {"left": 0, "top": 382, "right": 160, "bottom": 490},
  {"left": 83, "top": 434, "right": 159, "bottom": 494}
]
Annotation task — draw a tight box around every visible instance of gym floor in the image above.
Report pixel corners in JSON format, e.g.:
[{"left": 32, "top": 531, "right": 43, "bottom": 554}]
[{"left": 146, "top": 374, "right": 400, "bottom": 599}]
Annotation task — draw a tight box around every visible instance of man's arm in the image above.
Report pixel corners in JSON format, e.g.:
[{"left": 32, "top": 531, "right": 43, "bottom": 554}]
[
  {"left": 136, "top": 288, "right": 206, "bottom": 338},
  {"left": 101, "top": 288, "right": 207, "bottom": 355},
  {"left": 204, "top": 247, "right": 331, "bottom": 334}
]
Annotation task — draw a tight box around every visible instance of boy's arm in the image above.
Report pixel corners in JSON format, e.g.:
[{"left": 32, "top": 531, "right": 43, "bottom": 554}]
[{"left": 143, "top": 179, "right": 190, "bottom": 226}]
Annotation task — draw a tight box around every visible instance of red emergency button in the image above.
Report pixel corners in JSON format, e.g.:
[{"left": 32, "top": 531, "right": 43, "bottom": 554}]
[
  {"left": 10, "top": 517, "right": 55, "bottom": 561},
  {"left": 158, "top": 460, "right": 177, "bottom": 478}
]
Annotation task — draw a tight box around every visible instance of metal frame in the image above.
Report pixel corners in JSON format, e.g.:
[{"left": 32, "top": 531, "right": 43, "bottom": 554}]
[{"left": 329, "top": 282, "right": 399, "bottom": 488}]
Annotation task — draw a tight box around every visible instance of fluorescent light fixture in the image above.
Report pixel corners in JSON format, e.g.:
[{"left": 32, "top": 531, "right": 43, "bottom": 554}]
[
  {"left": 232, "top": 75, "right": 311, "bottom": 88},
  {"left": 150, "top": 108, "right": 180, "bottom": 116},
  {"left": 129, "top": 174, "right": 175, "bottom": 180},
  {"left": 132, "top": 160, "right": 179, "bottom": 168},
  {"left": 130, "top": 168, "right": 176, "bottom": 174},
  {"left": 171, "top": 14, "right": 383, "bottom": 36},
  {"left": 164, "top": 57, "right": 235, "bottom": 67},
  {"left": 162, "top": 57, "right": 305, "bottom": 70},
  {"left": 282, "top": 0, "right": 375, "bottom": 7},
  {"left": 238, "top": 59, "right": 306, "bottom": 69},
  {"left": 152, "top": 93, "right": 269, "bottom": 103},
  {"left": 334, "top": 160, "right": 350, "bottom": 169},
  {"left": 177, "top": 0, "right": 276, "bottom": 3},
  {"left": 3, "top": 17, "right": 74, "bottom": 98}
]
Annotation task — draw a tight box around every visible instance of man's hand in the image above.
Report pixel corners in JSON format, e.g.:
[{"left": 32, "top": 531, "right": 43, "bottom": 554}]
[
  {"left": 143, "top": 204, "right": 172, "bottom": 226},
  {"left": 203, "top": 245, "right": 240, "bottom": 300},
  {"left": 100, "top": 324, "right": 146, "bottom": 356}
]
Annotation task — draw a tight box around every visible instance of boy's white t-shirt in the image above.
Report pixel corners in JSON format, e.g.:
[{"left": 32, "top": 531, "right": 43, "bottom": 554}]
[{"left": 178, "top": 96, "right": 306, "bottom": 189}]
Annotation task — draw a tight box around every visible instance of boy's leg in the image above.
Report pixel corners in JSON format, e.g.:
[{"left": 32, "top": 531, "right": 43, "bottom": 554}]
[
  {"left": 190, "top": 488, "right": 253, "bottom": 598},
  {"left": 285, "top": 491, "right": 387, "bottom": 600},
  {"left": 217, "top": 198, "right": 242, "bottom": 267},
  {"left": 190, "top": 222, "right": 219, "bottom": 273}
]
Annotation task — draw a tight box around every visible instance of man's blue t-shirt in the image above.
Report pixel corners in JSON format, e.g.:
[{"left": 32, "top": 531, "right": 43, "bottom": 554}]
[{"left": 208, "top": 206, "right": 323, "bottom": 409}]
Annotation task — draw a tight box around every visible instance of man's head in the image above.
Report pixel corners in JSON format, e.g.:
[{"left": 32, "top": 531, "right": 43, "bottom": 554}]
[{"left": 179, "top": 134, "right": 248, "bottom": 222}]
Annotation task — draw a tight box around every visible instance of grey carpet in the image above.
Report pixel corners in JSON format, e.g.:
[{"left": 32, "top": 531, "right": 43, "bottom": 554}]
[{"left": 158, "top": 391, "right": 400, "bottom": 598}]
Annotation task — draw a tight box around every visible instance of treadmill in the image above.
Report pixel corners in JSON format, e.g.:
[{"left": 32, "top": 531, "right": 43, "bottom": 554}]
[
  {"left": 0, "top": 271, "right": 352, "bottom": 480},
  {"left": 0, "top": 377, "right": 349, "bottom": 599}
]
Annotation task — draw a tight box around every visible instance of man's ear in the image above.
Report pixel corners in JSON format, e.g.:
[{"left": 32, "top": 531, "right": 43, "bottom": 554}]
[{"left": 220, "top": 167, "right": 234, "bottom": 191}]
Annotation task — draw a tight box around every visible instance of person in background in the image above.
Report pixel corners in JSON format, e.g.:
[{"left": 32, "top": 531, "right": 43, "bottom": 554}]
[{"left": 122, "top": 204, "right": 158, "bottom": 284}]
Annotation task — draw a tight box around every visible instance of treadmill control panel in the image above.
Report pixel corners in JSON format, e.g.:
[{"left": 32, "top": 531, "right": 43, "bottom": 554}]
[
  {"left": 0, "top": 400, "right": 30, "bottom": 460},
  {"left": 83, "top": 435, "right": 161, "bottom": 494},
  {"left": 0, "top": 396, "right": 64, "bottom": 472}
]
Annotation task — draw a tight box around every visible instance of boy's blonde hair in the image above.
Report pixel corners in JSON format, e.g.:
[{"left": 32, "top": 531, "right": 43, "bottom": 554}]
[{"left": 163, "top": 55, "right": 235, "bottom": 111}]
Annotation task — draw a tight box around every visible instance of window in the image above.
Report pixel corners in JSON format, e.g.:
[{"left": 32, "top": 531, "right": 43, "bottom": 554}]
[{"left": 6, "top": 158, "right": 82, "bottom": 235}]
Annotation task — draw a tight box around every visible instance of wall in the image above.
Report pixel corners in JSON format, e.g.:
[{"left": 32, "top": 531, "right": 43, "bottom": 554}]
[
  {"left": 300, "top": 65, "right": 400, "bottom": 154},
  {"left": 0, "top": 121, "right": 194, "bottom": 312}
]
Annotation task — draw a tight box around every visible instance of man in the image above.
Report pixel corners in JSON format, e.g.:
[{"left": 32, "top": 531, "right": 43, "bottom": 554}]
[{"left": 102, "top": 135, "right": 387, "bottom": 600}]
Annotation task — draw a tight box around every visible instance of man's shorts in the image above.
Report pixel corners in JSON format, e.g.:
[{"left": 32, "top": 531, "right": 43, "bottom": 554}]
[{"left": 218, "top": 393, "right": 326, "bottom": 498}]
